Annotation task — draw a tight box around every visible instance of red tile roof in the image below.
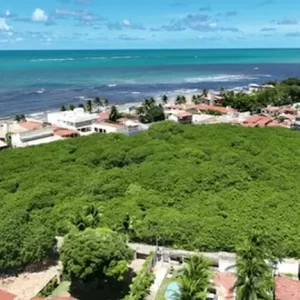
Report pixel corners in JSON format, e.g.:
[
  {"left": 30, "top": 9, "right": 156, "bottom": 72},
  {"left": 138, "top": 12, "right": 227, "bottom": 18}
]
[
  {"left": 276, "top": 276, "right": 300, "bottom": 300},
  {"left": 243, "top": 114, "right": 272, "bottom": 127},
  {"left": 215, "top": 272, "right": 235, "bottom": 299},
  {"left": 176, "top": 111, "right": 193, "bottom": 118},
  {"left": 215, "top": 273, "right": 300, "bottom": 300},
  {"left": 53, "top": 128, "right": 78, "bottom": 137},
  {"left": 165, "top": 104, "right": 185, "bottom": 110},
  {"left": 0, "top": 289, "right": 17, "bottom": 300},
  {"left": 196, "top": 104, "right": 234, "bottom": 114},
  {"left": 97, "top": 112, "right": 110, "bottom": 120},
  {"left": 20, "top": 121, "right": 43, "bottom": 130}
]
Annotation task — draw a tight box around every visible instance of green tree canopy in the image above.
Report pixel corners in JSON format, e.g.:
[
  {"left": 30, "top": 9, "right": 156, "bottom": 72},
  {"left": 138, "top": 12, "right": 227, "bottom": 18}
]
[
  {"left": 61, "top": 228, "right": 132, "bottom": 283},
  {"left": 175, "top": 255, "right": 212, "bottom": 300}
]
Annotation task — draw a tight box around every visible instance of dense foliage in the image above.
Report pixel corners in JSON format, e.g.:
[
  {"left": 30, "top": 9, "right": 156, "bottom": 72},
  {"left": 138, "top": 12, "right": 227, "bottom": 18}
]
[
  {"left": 61, "top": 228, "right": 132, "bottom": 282},
  {"left": 234, "top": 232, "right": 274, "bottom": 300},
  {"left": 136, "top": 98, "right": 165, "bottom": 123},
  {"left": 175, "top": 255, "right": 212, "bottom": 300},
  {"left": 124, "top": 252, "right": 155, "bottom": 300},
  {"left": 2, "top": 122, "right": 300, "bottom": 270},
  {"left": 222, "top": 78, "right": 300, "bottom": 112}
]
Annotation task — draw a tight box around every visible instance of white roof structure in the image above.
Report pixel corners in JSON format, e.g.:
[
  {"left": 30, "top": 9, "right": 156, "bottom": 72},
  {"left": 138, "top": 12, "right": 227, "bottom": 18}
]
[{"left": 0, "top": 140, "right": 7, "bottom": 148}]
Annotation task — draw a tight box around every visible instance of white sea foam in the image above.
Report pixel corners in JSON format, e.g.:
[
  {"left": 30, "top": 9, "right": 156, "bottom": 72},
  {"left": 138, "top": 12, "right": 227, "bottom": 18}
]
[
  {"left": 85, "top": 57, "right": 107, "bottom": 60},
  {"left": 184, "top": 74, "right": 259, "bottom": 83},
  {"left": 30, "top": 58, "right": 75, "bottom": 62},
  {"left": 132, "top": 92, "right": 141, "bottom": 95},
  {"left": 36, "top": 89, "right": 45, "bottom": 94},
  {"left": 112, "top": 56, "right": 134, "bottom": 59},
  {"left": 107, "top": 84, "right": 117, "bottom": 87}
]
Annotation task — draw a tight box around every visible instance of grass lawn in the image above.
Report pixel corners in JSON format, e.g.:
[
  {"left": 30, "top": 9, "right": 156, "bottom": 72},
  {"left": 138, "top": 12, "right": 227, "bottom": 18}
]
[
  {"left": 155, "top": 274, "right": 175, "bottom": 300},
  {"left": 51, "top": 281, "right": 70, "bottom": 297}
]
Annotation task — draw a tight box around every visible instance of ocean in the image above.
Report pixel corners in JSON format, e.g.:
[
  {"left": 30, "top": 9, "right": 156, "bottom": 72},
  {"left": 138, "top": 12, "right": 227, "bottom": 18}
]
[{"left": 1, "top": 48, "right": 300, "bottom": 118}]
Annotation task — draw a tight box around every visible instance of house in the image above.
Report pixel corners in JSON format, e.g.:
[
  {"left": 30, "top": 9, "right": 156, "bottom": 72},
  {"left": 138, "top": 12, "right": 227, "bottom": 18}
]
[
  {"left": 93, "top": 121, "right": 146, "bottom": 136},
  {"left": 47, "top": 108, "right": 98, "bottom": 134},
  {"left": 168, "top": 111, "right": 193, "bottom": 124},
  {"left": 262, "top": 106, "right": 280, "bottom": 116},
  {"left": 0, "top": 140, "right": 7, "bottom": 150},
  {"left": 0, "top": 288, "right": 17, "bottom": 300},
  {"left": 242, "top": 114, "right": 273, "bottom": 127},
  {"left": 19, "top": 121, "right": 43, "bottom": 131},
  {"left": 291, "top": 116, "right": 300, "bottom": 130},
  {"left": 196, "top": 104, "right": 235, "bottom": 115},
  {"left": 215, "top": 273, "right": 300, "bottom": 300},
  {"left": 11, "top": 127, "right": 64, "bottom": 148},
  {"left": 202, "top": 93, "right": 224, "bottom": 106}
]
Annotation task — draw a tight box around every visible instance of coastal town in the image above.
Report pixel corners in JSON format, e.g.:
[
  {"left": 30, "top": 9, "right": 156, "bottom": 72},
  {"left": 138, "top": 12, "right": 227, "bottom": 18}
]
[
  {"left": 1, "top": 82, "right": 300, "bottom": 150},
  {"left": 0, "top": 79, "right": 300, "bottom": 300}
]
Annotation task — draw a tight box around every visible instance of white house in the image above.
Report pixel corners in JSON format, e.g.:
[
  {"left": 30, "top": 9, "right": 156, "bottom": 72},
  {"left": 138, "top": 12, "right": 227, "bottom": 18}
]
[
  {"left": 47, "top": 108, "right": 98, "bottom": 134},
  {"left": 93, "top": 121, "right": 146, "bottom": 136},
  {"left": 11, "top": 127, "right": 63, "bottom": 148}
]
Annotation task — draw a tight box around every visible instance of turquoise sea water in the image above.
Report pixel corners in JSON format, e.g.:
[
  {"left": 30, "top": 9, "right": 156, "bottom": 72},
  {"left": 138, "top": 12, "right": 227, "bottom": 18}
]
[{"left": 1, "top": 49, "right": 300, "bottom": 117}]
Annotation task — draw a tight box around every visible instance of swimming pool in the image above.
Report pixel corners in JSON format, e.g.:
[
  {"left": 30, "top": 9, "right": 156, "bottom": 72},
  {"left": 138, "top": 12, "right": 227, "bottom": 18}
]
[{"left": 165, "top": 282, "right": 180, "bottom": 299}]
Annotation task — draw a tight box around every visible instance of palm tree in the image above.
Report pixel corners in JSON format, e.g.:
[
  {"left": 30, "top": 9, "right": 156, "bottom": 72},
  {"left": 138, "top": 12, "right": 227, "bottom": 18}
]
[
  {"left": 175, "top": 95, "right": 186, "bottom": 105},
  {"left": 109, "top": 105, "right": 119, "bottom": 122},
  {"left": 162, "top": 94, "right": 168, "bottom": 104},
  {"left": 72, "top": 205, "right": 102, "bottom": 231},
  {"left": 192, "top": 95, "right": 201, "bottom": 105},
  {"left": 69, "top": 104, "right": 75, "bottom": 111},
  {"left": 85, "top": 100, "right": 93, "bottom": 113},
  {"left": 220, "top": 87, "right": 226, "bottom": 96},
  {"left": 228, "top": 232, "right": 274, "bottom": 300},
  {"left": 60, "top": 105, "right": 67, "bottom": 112},
  {"left": 103, "top": 98, "right": 109, "bottom": 107},
  {"left": 202, "top": 88, "right": 209, "bottom": 98},
  {"left": 93, "top": 97, "right": 102, "bottom": 112},
  {"left": 174, "top": 255, "right": 212, "bottom": 300},
  {"left": 15, "top": 114, "right": 26, "bottom": 122}
]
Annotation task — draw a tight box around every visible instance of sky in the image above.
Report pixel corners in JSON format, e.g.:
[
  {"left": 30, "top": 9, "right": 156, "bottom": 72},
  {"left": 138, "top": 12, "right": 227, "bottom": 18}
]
[{"left": 1, "top": 0, "right": 300, "bottom": 49}]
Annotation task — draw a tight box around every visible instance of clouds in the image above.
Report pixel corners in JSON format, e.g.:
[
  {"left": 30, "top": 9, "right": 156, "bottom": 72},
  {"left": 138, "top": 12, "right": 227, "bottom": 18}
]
[
  {"left": 261, "top": 27, "right": 276, "bottom": 32},
  {"left": 258, "top": 0, "right": 274, "bottom": 6},
  {"left": 0, "top": 18, "right": 11, "bottom": 31},
  {"left": 276, "top": 19, "right": 298, "bottom": 25},
  {"left": 160, "top": 13, "right": 239, "bottom": 33},
  {"left": 199, "top": 5, "right": 211, "bottom": 12},
  {"left": 285, "top": 32, "right": 300, "bottom": 37},
  {"left": 32, "top": 9, "right": 48, "bottom": 22},
  {"left": 118, "top": 34, "right": 144, "bottom": 41},
  {"left": 106, "top": 19, "right": 145, "bottom": 31}
]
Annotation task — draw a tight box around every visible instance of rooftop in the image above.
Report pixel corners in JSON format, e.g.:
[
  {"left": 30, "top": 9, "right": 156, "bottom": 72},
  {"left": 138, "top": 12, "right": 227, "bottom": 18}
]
[
  {"left": 243, "top": 114, "right": 272, "bottom": 127},
  {"left": 95, "top": 121, "right": 125, "bottom": 129},
  {"left": 20, "top": 121, "right": 43, "bottom": 131},
  {"left": 53, "top": 128, "right": 79, "bottom": 137},
  {"left": 0, "top": 289, "right": 17, "bottom": 300},
  {"left": 176, "top": 111, "right": 193, "bottom": 118},
  {"left": 48, "top": 108, "right": 97, "bottom": 123},
  {"left": 196, "top": 104, "right": 234, "bottom": 114},
  {"left": 214, "top": 273, "right": 300, "bottom": 300}
]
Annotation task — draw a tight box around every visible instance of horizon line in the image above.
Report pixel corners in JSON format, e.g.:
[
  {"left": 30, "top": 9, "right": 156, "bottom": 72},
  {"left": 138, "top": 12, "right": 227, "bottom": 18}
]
[{"left": 1, "top": 47, "right": 300, "bottom": 51}]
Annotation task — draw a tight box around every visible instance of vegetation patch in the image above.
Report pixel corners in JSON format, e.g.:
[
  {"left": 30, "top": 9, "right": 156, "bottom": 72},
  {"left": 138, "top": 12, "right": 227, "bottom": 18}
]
[{"left": 1, "top": 122, "right": 300, "bottom": 271}]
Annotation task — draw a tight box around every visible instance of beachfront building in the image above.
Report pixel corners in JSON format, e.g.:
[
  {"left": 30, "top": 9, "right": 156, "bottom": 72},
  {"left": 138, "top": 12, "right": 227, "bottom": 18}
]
[
  {"left": 47, "top": 108, "right": 98, "bottom": 134},
  {"left": 168, "top": 112, "right": 193, "bottom": 124},
  {"left": 11, "top": 127, "right": 63, "bottom": 148},
  {"left": 93, "top": 120, "right": 147, "bottom": 136}
]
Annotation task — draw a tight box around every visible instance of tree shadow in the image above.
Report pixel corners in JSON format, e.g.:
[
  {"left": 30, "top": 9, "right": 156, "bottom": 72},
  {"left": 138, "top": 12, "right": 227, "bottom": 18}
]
[{"left": 69, "top": 268, "right": 136, "bottom": 300}]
